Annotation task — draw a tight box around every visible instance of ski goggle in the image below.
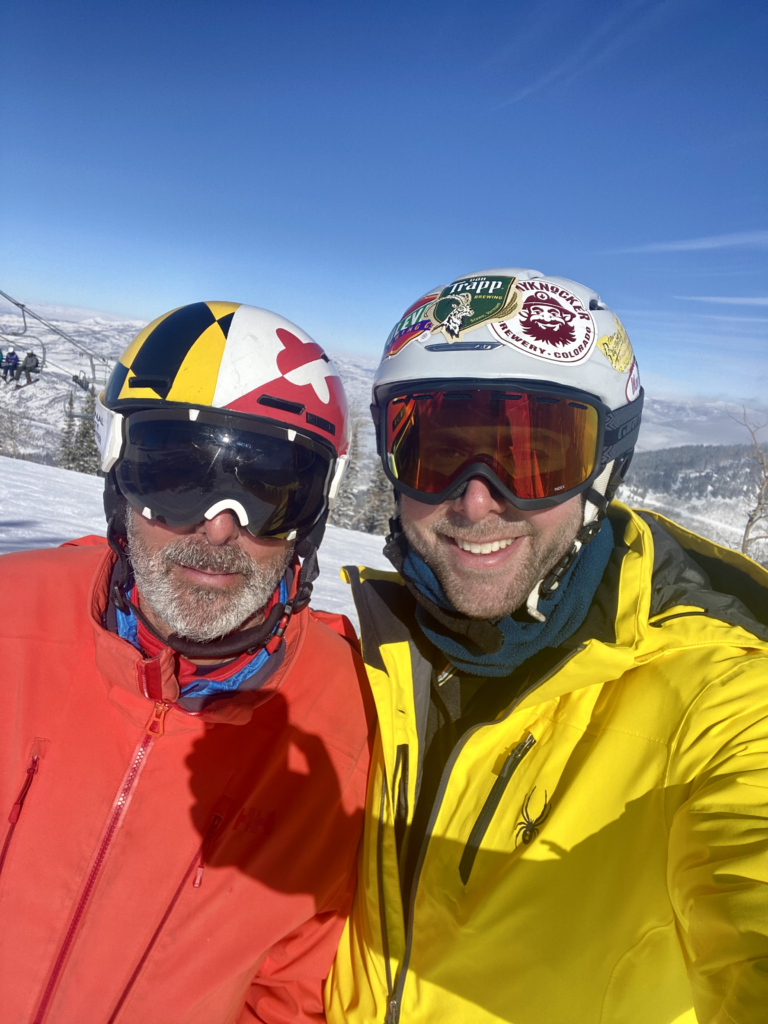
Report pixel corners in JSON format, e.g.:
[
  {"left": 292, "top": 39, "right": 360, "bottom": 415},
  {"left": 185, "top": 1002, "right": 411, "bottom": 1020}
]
[
  {"left": 115, "top": 408, "right": 336, "bottom": 539},
  {"left": 378, "top": 382, "right": 613, "bottom": 510}
]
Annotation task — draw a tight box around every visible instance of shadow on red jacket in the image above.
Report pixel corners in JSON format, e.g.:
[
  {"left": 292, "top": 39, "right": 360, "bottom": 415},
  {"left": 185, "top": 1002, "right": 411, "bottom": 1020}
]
[{"left": 0, "top": 538, "right": 374, "bottom": 1024}]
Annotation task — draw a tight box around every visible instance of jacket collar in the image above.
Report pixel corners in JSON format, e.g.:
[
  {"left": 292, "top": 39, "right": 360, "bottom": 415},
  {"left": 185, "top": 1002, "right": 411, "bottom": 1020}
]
[{"left": 349, "top": 502, "right": 768, "bottom": 720}]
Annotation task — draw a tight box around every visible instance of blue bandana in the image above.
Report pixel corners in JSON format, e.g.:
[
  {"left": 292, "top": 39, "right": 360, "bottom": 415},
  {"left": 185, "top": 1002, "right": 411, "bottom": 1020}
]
[{"left": 401, "top": 520, "right": 615, "bottom": 677}]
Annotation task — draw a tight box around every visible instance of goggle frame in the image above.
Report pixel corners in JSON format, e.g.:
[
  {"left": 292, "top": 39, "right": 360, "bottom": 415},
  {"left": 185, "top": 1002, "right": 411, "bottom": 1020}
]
[{"left": 375, "top": 377, "right": 612, "bottom": 511}]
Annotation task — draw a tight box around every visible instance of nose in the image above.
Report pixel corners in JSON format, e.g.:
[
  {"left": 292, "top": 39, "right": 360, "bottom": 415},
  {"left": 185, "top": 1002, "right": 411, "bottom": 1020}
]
[
  {"left": 198, "top": 510, "right": 241, "bottom": 546},
  {"left": 452, "top": 477, "right": 508, "bottom": 523}
]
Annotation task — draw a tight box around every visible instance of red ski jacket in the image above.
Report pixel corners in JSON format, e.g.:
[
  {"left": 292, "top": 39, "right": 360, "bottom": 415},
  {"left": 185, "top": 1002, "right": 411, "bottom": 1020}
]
[{"left": 0, "top": 539, "right": 373, "bottom": 1024}]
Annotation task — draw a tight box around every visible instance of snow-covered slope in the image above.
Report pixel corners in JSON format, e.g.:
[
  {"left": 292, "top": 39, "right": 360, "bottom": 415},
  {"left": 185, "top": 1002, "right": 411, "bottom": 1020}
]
[{"left": 0, "top": 456, "right": 390, "bottom": 626}]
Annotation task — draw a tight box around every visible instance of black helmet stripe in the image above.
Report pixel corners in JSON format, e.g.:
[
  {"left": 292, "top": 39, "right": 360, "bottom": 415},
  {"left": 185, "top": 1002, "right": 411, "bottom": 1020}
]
[
  {"left": 105, "top": 361, "right": 129, "bottom": 405},
  {"left": 130, "top": 302, "right": 217, "bottom": 399},
  {"left": 216, "top": 311, "right": 235, "bottom": 337}
]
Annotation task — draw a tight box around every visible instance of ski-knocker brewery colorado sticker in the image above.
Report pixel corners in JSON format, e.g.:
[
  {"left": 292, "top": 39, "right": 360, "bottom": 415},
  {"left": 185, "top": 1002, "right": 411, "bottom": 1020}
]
[
  {"left": 427, "top": 274, "right": 521, "bottom": 342},
  {"left": 489, "top": 281, "right": 596, "bottom": 363}
]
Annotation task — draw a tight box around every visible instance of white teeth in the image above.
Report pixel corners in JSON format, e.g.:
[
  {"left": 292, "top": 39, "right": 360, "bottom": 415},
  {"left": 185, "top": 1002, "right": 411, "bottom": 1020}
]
[{"left": 456, "top": 537, "right": 515, "bottom": 555}]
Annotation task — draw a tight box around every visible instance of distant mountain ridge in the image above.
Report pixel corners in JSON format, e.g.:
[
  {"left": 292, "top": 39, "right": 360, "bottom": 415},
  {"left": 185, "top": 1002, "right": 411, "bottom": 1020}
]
[{"left": 618, "top": 445, "right": 767, "bottom": 564}]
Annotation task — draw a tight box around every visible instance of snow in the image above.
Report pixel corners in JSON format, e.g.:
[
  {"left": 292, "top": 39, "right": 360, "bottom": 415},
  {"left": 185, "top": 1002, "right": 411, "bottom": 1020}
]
[{"left": 0, "top": 456, "right": 391, "bottom": 627}]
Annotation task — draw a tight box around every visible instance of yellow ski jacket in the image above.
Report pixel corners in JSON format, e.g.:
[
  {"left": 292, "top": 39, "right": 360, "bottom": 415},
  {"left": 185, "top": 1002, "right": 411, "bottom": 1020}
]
[{"left": 326, "top": 504, "right": 768, "bottom": 1024}]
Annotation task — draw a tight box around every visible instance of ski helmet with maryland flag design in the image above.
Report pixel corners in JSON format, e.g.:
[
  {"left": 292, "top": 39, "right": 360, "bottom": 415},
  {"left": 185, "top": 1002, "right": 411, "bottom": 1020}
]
[{"left": 95, "top": 301, "right": 350, "bottom": 548}]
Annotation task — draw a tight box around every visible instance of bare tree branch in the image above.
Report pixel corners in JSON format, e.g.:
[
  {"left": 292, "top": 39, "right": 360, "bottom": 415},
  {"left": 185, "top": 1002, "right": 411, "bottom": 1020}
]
[{"left": 733, "top": 407, "right": 768, "bottom": 558}]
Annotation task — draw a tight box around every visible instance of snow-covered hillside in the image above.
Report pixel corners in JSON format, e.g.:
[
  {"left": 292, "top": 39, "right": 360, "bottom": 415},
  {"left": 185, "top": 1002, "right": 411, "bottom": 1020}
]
[{"left": 0, "top": 456, "right": 390, "bottom": 626}]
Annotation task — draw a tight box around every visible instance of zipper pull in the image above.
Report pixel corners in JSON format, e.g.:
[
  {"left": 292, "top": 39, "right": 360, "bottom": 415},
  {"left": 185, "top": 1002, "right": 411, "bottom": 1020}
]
[
  {"left": 145, "top": 701, "right": 171, "bottom": 737},
  {"left": 9, "top": 756, "right": 39, "bottom": 824},
  {"left": 385, "top": 999, "right": 398, "bottom": 1024}
]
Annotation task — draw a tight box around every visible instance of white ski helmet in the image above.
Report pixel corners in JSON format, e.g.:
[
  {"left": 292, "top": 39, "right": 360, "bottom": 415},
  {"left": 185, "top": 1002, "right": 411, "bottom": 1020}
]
[{"left": 373, "top": 268, "right": 643, "bottom": 619}]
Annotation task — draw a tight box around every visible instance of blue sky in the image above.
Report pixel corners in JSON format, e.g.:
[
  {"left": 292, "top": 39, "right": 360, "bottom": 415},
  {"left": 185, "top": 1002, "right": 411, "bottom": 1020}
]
[{"left": 1, "top": 0, "right": 766, "bottom": 401}]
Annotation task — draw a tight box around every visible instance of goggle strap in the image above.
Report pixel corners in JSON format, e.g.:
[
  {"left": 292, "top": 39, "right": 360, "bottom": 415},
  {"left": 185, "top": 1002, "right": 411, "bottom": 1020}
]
[
  {"left": 583, "top": 486, "right": 610, "bottom": 515},
  {"left": 602, "top": 391, "right": 643, "bottom": 465}
]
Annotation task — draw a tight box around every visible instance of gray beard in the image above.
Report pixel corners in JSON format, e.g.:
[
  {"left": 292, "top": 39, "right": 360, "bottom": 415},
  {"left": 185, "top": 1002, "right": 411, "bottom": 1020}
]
[
  {"left": 400, "top": 506, "right": 582, "bottom": 620},
  {"left": 126, "top": 510, "right": 294, "bottom": 642}
]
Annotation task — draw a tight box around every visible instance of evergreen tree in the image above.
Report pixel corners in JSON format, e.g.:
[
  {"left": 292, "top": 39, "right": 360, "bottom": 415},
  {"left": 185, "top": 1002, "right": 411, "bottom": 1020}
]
[
  {"left": 0, "top": 398, "right": 31, "bottom": 459},
  {"left": 328, "top": 419, "right": 361, "bottom": 528},
  {"left": 59, "top": 391, "right": 76, "bottom": 470},
  {"left": 355, "top": 457, "right": 395, "bottom": 536},
  {"left": 71, "top": 388, "right": 100, "bottom": 475}
]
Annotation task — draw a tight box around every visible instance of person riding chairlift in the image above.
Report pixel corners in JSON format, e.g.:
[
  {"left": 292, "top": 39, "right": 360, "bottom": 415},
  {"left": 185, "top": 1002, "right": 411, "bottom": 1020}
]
[
  {"left": 14, "top": 350, "right": 40, "bottom": 388},
  {"left": 2, "top": 346, "right": 19, "bottom": 382}
]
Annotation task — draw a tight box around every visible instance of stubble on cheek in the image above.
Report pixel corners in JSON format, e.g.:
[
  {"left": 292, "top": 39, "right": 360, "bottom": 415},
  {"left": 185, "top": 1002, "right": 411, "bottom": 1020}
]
[{"left": 401, "top": 509, "right": 581, "bottom": 620}]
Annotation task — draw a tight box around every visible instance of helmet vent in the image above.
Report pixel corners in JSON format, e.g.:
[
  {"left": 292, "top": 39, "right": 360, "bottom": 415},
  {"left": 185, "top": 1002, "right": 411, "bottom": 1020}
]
[
  {"left": 425, "top": 341, "right": 501, "bottom": 352},
  {"left": 129, "top": 376, "right": 169, "bottom": 392},
  {"left": 258, "top": 394, "right": 305, "bottom": 415}
]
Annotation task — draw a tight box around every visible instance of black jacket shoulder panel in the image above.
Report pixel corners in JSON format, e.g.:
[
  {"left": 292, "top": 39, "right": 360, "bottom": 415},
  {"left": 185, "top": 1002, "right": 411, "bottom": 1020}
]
[
  {"left": 345, "top": 567, "right": 417, "bottom": 672},
  {"left": 345, "top": 566, "right": 437, "bottom": 770},
  {"left": 637, "top": 512, "right": 768, "bottom": 641}
]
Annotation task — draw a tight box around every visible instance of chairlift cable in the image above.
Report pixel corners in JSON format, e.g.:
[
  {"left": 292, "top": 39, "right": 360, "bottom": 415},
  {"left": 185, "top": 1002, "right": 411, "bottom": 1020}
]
[{"left": 0, "top": 288, "right": 112, "bottom": 381}]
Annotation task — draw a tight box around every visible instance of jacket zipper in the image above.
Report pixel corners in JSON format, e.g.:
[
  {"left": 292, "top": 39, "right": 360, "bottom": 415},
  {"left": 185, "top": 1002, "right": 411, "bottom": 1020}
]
[
  {"left": 32, "top": 701, "right": 171, "bottom": 1024},
  {"left": 106, "top": 810, "right": 224, "bottom": 1024},
  {"left": 0, "top": 754, "right": 40, "bottom": 880},
  {"left": 458, "top": 734, "right": 535, "bottom": 884},
  {"left": 377, "top": 744, "right": 406, "bottom": 1022},
  {"left": 383, "top": 647, "right": 583, "bottom": 1023}
]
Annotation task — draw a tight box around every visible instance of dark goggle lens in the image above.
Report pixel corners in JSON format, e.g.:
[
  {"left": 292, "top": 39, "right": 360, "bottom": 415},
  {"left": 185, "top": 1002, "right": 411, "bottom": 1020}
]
[
  {"left": 385, "top": 389, "right": 599, "bottom": 500},
  {"left": 117, "top": 416, "right": 332, "bottom": 537}
]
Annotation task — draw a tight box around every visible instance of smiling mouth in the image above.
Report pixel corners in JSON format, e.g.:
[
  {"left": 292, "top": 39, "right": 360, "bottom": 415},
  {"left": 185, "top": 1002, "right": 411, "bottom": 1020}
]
[{"left": 452, "top": 537, "right": 517, "bottom": 555}]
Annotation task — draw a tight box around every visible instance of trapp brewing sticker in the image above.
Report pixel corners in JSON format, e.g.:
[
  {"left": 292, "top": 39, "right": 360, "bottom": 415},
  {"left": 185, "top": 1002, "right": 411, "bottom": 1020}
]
[
  {"left": 428, "top": 275, "right": 520, "bottom": 341},
  {"left": 596, "top": 318, "right": 634, "bottom": 372},
  {"left": 489, "top": 281, "right": 595, "bottom": 363}
]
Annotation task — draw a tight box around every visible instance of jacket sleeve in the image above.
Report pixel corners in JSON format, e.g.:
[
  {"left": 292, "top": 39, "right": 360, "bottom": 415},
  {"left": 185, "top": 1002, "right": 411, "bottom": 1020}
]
[
  {"left": 237, "top": 875, "right": 356, "bottom": 1024},
  {"left": 667, "top": 653, "right": 768, "bottom": 1024}
]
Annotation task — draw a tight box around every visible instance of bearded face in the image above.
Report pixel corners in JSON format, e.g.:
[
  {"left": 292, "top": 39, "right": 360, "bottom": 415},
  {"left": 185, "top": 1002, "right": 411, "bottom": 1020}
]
[
  {"left": 519, "top": 298, "right": 576, "bottom": 347},
  {"left": 126, "top": 507, "right": 294, "bottom": 642}
]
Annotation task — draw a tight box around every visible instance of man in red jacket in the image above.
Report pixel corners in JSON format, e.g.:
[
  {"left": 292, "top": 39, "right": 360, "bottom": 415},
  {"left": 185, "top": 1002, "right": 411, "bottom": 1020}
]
[{"left": 0, "top": 302, "right": 372, "bottom": 1024}]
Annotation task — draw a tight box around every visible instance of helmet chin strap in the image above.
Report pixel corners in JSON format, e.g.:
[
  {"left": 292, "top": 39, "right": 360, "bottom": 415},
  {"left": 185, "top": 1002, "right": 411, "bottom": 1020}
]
[{"left": 524, "top": 461, "right": 614, "bottom": 624}]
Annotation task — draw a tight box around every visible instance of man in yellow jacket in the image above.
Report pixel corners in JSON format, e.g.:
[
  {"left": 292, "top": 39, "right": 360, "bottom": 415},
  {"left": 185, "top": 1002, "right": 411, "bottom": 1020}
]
[{"left": 325, "top": 269, "right": 768, "bottom": 1024}]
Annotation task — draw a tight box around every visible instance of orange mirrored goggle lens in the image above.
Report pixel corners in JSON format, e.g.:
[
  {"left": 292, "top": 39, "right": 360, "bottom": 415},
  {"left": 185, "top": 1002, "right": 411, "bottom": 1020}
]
[{"left": 385, "top": 389, "right": 600, "bottom": 500}]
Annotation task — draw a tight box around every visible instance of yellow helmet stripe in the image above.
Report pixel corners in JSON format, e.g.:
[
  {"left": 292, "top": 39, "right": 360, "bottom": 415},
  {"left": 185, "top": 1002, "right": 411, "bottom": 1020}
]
[{"left": 166, "top": 319, "right": 230, "bottom": 405}]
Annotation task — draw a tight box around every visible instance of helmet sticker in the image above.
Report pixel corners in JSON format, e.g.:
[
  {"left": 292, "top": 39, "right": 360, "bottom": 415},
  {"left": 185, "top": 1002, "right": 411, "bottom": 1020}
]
[
  {"left": 597, "top": 318, "right": 634, "bottom": 372},
  {"left": 383, "top": 292, "right": 439, "bottom": 358},
  {"left": 625, "top": 359, "right": 641, "bottom": 402},
  {"left": 489, "top": 281, "right": 595, "bottom": 364},
  {"left": 428, "top": 274, "right": 520, "bottom": 342}
]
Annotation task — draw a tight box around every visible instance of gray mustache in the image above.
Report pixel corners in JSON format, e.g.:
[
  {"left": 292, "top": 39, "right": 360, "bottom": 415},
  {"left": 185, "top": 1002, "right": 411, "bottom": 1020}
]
[{"left": 164, "top": 540, "right": 255, "bottom": 577}]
